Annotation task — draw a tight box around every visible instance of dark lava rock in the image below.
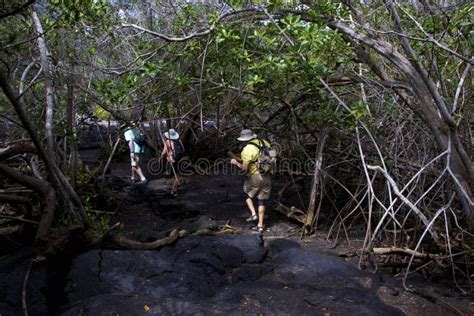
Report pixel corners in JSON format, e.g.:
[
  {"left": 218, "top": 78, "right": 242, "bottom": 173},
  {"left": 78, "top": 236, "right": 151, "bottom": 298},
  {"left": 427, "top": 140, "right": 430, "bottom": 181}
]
[
  {"left": 267, "top": 238, "right": 300, "bottom": 255},
  {"left": 213, "top": 234, "right": 265, "bottom": 264},
  {"left": 186, "top": 215, "right": 218, "bottom": 233},
  {"left": 0, "top": 250, "right": 48, "bottom": 316},
  {"left": 65, "top": 235, "right": 263, "bottom": 303},
  {"left": 232, "top": 264, "right": 273, "bottom": 284},
  {"left": 215, "top": 244, "right": 243, "bottom": 268},
  {"left": 62, "top": 235, "right": 403, "bottom": 315},
  {"left": 271, "top": 243, "right": 359, "bottom": 280}
]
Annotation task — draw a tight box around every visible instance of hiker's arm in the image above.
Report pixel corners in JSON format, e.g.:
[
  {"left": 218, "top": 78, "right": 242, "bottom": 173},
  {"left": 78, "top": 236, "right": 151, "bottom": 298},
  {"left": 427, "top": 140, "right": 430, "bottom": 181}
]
[
  {"left": 231, "top": 145, "right": 251, "bottom": 171},
  {"left": 230, "top": 159, "right": 248, "bottom": 171},
  {"left": 128, "top": 140, "right": 134, "bottom": 155},
  {"left": 161, "top": 141, "right": 168, "bottom": 157},
  {"left": 162, "top": 140, "right": 174, "bottom": 162}
]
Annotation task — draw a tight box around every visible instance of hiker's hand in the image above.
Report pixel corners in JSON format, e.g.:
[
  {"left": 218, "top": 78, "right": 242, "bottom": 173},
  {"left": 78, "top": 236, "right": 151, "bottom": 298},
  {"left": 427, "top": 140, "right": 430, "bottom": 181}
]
[{"left": 230, "top": 159, "right": 238, "bottom": 166}]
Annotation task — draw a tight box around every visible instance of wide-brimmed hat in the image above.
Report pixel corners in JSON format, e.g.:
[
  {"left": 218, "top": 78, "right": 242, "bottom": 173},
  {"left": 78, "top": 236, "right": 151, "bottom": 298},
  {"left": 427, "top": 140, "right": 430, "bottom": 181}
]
[
  {"left": 237, "top": 129, "right": 257, "bottom": 142},
  {"left": 164, "top": 128, "right": 180, "bottom": 140},
  {"left": 121, "top": 121, "right": 136, "bottom": 131}
]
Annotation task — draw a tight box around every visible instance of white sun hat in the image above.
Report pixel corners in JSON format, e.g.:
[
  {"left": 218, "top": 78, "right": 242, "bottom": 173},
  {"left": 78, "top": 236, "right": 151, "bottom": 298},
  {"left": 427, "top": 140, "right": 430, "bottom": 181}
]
[
  {"left": 164, "top": 128, "right": 180, "bottom": 140},
  {"left": 237, "top": 129, "right": 257, "bottom": 142}
]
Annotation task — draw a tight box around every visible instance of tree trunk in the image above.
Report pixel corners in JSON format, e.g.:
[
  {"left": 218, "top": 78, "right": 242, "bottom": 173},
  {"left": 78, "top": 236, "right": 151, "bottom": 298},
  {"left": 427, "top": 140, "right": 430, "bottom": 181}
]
[
  {"left": 66, "top": 79, "right": 78, "bottom": 188},
  {"left": 30, "top": 9, "right": 56, "bottom": 155},
  {"left": 304, "top": 129, "right": 328, "bottom": 235},
  {"left": 0, "top": 71, "right": 90, "bottom": 228},
  {"left": 0, "top": 163, "right": 56, "bottom": 249}
]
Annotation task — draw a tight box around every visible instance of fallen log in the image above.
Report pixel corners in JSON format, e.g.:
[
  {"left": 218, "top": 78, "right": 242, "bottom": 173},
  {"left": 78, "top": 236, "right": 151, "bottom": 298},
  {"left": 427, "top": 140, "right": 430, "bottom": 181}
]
[
  {"left": 373, "top": 247, "right": 442, "bottom": 260},
  {"left": 191, "top": 225, "right": 243, "bottom": 236},
  {"left": 33, "top": 226, "right": 183, "bottom": 258},
  {"left": 36, "top": 220, "right": 241, "bottom": 257},
  {"left": 0, "top": 141, "right": 36, "bottom": 160},
  {"left": 84, "top": 228, "right": 181, "bottom": 250},
  {"left": 273, "top": 202, "right": 306, "bottom": 224},
  {"left": 103, "top": 229, "right": 180, "bottom": 250}
]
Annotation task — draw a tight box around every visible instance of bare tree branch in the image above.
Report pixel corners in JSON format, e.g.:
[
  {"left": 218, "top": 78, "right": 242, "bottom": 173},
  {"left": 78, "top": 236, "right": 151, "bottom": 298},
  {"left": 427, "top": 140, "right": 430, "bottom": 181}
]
[
  {"left": 396, "top": 2, "right": 473, "bottom": 65},
  {"left": 452, "top": 62, "right": 472, "bottom": 115},
  {"left": 121, "top": 8, "right": 260, "bottom": 42},
  {"left": 367, "top": 164, "right": 440, "bottom": 244},
  {"left": 122, "top": 22, "right": 214, "bottom": 42}
]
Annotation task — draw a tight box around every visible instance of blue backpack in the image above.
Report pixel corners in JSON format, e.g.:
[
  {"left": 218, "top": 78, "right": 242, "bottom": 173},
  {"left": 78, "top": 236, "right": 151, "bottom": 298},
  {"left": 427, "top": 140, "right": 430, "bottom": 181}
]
[
  {"left": 171, "top": 139, "right": 184, "bottom": 161},
  {"left": 132, "top": 128, "right": 146, "bottom": 147}
]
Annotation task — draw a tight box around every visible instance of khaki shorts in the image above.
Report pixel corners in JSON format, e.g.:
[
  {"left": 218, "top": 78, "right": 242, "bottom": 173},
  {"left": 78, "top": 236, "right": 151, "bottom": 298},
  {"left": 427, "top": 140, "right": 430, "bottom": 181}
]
[
  {"left": 244, "top": 173, "right": 271, "bottom": 200},
  {"left": 131, "top": 154, "right": 140, "bottom": 167}
]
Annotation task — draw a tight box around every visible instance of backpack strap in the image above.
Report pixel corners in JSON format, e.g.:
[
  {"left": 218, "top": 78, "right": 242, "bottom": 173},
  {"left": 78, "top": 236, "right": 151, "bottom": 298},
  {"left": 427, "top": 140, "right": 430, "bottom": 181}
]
[
  {"left": 246, "top": 139, "right": 263, "bottom": 163},
  {"left": 247, "top": 139, "right": 263, "bottom": 149}
]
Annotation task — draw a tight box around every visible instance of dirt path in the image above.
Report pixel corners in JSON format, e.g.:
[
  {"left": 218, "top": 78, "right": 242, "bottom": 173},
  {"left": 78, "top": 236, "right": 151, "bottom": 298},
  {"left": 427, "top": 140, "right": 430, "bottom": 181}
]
[{"left": 110, "top": 171, "right": 295, "bottom": 240}]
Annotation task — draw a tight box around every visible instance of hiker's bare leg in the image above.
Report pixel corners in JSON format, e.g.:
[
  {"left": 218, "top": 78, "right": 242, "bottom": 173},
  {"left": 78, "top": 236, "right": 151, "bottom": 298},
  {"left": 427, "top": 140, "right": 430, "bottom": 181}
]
[
  {"left": 258, "top": 205, "right": 265, "bottom": 227},
  {"left": 135, "top": 166, "right": 146, "bottom": 180},
  {"left": 245, "top": 198, "right": 257, "bottom": 217}
]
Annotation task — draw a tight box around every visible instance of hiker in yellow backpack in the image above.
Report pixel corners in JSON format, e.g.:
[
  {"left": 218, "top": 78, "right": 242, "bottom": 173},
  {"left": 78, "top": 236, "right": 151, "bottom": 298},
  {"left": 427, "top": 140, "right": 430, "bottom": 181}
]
[{"left": 230, "top": 129, "right": 272, "bottom": 233}]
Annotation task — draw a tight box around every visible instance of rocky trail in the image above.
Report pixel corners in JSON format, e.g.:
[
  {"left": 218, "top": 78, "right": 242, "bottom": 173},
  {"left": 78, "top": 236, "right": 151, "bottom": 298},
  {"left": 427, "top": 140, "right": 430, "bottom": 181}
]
[
  {"left": 3, "top": 171, "right": 472, "bottom": 315},
  {"left": 61, "top": 169, "right": 404, "bottom": 316},
  {"left": 1, "top": 135, "right": 472, "bottom": 315}
]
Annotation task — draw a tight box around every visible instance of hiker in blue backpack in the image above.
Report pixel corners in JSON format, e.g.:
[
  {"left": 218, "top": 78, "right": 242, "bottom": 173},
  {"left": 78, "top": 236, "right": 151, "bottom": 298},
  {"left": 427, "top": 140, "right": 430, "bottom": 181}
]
[
  {"left": 161, "top": 128, "right": 184, "bottom": 196},
  {"left": 124, "top": 123, "right": 147, "bottom": 184}
]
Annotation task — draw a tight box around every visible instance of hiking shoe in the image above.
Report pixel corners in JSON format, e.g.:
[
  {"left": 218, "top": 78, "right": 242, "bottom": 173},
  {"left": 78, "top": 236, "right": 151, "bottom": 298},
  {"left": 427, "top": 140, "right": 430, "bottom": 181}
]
[
  {"left": 246, "top": 215, "right": 258, "bottom": 222},
  {"left": 138, "top": 178, "right": 147, "bottom": 184},
  {"left": 169, "top": 191, "right": 178, "bottom": 198},
  {"left": 251, "top": 225, "right": 265, "bottom": 233},
  {"left": 130, "top": 177, "right": 137, "bottom": 183}
]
